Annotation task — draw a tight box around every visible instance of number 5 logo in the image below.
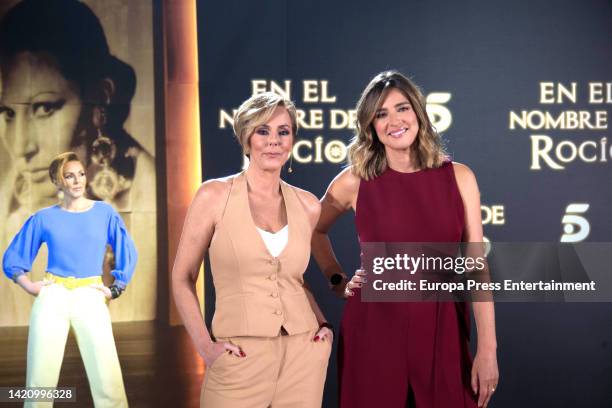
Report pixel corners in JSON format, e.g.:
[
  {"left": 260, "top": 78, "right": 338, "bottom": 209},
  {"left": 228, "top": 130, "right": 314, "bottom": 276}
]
[
  {"left": 561, "top": 203, "right": 590, "bottom": 242},
  {"left": 426, "top": 93, "right": 452, "bottom": 133}
]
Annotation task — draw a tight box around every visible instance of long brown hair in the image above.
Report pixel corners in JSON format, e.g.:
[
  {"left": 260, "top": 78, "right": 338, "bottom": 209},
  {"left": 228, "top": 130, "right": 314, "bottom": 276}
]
[{"left": 348, "top": 71, "right": 447, "bottom": 180}]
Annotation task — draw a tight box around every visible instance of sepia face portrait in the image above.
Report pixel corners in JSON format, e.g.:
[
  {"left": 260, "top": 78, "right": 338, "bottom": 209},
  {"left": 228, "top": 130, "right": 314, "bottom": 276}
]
[{"left": 0, "top": 51, "right": 85, "bottom": 210}]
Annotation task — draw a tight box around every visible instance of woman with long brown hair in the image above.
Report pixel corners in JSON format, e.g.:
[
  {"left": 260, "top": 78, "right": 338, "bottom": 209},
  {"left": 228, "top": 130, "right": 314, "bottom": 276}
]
[{"left": 312, "top": 71, "right": 499, "bottom": 408}]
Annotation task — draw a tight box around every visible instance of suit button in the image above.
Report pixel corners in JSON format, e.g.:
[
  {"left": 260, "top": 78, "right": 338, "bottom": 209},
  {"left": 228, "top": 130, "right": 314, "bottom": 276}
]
[
  {"left": 274, "top": 310, "right": 283, "bottom": 315},
  {"left": 271, "top": 292, "right": 278, "bottom": 298},
  {"left": 269, "top": 275, "right": 277, "bottom": 281}
]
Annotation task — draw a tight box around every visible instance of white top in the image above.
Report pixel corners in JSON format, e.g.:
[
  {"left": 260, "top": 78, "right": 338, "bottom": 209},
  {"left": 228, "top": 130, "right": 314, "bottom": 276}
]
[{"left": 256, "top": 225, "right": 289, "bottom": 258}]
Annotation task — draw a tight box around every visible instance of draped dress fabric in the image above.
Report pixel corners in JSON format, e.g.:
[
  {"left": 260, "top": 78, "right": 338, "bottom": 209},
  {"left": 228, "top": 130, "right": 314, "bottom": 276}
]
[{"left": 338, "top": 162, "right": 478, "bottom": 407}]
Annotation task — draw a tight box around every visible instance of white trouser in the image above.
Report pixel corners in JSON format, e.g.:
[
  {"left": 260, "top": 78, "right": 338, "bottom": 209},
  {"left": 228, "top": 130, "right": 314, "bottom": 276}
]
[{"left": 25, "top": 284, "right": 128, "bottom": 408}]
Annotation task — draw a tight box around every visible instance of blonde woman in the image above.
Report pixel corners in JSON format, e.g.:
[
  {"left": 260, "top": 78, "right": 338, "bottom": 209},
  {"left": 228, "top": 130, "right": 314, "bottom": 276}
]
[
  {"left": 3, "top": 152, "right": 136, "bottom": 407},
  {"left": 312, "top": 71, "right": 499, "bottom": 408},
  {"left": 172, "top": 92, "right": 332, "bottom": 407}
]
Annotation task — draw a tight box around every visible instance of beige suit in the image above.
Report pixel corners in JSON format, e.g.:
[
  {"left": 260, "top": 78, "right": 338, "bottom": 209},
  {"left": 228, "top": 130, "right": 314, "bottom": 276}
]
[{"left": 201, "top": 172, "right": 330, "bottom": 407}]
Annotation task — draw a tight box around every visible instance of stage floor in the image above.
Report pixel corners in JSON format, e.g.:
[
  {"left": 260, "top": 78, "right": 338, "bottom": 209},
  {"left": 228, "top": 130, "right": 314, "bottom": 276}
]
[{"left": 0, "top": 321, "right": 203, "bottom": 407}]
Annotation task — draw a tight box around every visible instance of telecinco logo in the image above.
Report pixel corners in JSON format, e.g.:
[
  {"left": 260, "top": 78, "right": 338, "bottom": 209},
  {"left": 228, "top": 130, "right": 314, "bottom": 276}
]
[
  {"left": 426, "top": 93, "right": 452, "bottom": 133},
  {"left": 560, "top": 203, "right": 590, "bottom": 242}
]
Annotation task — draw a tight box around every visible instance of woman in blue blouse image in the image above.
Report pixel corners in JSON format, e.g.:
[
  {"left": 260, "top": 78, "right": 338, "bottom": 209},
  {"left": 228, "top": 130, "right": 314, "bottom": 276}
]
[{"left": 2, "top": 151, "right": 137, "bottom": 407}]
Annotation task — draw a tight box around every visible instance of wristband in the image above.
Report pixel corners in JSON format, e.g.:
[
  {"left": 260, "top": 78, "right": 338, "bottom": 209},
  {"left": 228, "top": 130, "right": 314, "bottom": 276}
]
[
  {"left": 109, "top": 285, "right": 124, "bottom": 299},
  {"left": 329, "top": 273, "right": 348, "bottom": 290}
]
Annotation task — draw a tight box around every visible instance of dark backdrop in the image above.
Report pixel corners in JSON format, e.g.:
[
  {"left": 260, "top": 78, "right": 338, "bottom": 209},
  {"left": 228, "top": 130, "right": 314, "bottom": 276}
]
[{"left": 197, "top": 1, "right": 612, "bottom": 406}]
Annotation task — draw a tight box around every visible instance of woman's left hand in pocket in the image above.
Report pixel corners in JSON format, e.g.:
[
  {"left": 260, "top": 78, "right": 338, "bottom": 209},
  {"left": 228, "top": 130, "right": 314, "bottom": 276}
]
[
  {"left": 90, "top": 283, "right": 112, "bottom": 300},
  {"left": 313, "top": 326, "right": 333, "bottom": 343}
]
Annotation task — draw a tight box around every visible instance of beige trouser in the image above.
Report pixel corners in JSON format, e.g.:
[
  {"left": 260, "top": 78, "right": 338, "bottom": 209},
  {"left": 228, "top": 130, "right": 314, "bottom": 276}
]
[
  {"left": 25, "top": 283, "right": 128, "bottom": 408},
  {"left": 201, "top": 328, "right": 331, "bottom": 408}
]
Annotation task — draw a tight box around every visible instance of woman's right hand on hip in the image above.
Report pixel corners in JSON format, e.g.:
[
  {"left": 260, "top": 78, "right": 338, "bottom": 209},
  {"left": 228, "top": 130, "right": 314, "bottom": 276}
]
[
  {"left": 16, "top": 275, "right": 52, "bottom": 297},
  {"left": 204, "top": 341, "right": 244, "bottom": 368},
  {"left": 344, "top": 268, "right": 367, "bottom": 298}
]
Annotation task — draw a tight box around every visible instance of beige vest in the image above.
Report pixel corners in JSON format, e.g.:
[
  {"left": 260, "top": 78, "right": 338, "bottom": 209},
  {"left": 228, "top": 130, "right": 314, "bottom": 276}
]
[{"left": 209, "top": 172, "right": 318, "bottom": 338}]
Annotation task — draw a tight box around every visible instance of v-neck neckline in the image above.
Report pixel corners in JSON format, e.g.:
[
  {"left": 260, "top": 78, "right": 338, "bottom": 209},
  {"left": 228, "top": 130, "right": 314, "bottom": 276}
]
[{"left": 243, "top": 172, "right": 292, "bottom": 259}]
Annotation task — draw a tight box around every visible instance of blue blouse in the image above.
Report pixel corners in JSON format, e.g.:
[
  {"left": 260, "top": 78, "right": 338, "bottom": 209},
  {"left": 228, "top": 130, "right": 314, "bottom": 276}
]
[{"left": 2, "top": 201, "right": 137, "bottom": 289}]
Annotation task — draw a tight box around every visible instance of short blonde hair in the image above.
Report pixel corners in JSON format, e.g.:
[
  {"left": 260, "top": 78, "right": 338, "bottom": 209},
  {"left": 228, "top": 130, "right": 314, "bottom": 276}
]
[
  {"left": 348, "top": 71, "right": 447, "bottom": 180},
  {"left": 48, "top": 152, "right": 82, "bottom": 185},
  {"left": 233, "top": 92, "right": 298, "bottom": 155}
]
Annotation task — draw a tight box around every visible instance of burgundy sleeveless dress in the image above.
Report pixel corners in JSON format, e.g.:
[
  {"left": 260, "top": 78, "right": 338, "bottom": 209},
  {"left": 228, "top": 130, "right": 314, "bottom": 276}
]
[{"left": 338, "top": 162, "right": 478, "bottom": 407}]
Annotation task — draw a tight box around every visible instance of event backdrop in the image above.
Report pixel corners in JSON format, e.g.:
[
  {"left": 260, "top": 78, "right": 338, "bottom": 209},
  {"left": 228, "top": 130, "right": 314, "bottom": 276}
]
[
  {"left": 0, "top": 0, "right": 158, "bottom": 324},
  {"left": 198, "top": 0, "right": 612, "bottom": 406}
]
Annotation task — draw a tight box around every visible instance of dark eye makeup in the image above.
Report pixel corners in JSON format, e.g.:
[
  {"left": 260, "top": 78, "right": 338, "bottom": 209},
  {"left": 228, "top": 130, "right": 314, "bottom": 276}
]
[{"left": 32, "top": 100, "right": 66, "bottom": 118}]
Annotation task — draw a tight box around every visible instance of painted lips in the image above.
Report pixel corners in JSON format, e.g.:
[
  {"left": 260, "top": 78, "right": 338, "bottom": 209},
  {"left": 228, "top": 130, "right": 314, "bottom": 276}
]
[{"left": 388, "top": 128, "right": 408, "bottom": 137}]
